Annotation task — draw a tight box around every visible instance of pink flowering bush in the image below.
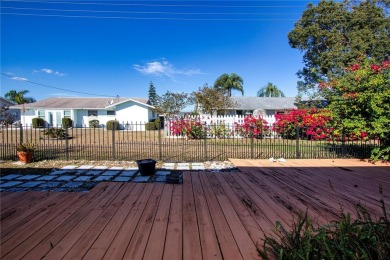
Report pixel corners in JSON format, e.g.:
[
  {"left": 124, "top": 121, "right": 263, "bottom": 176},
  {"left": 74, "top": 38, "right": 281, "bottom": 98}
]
[
  {"left": 169, "top": 117, "right": 206, "bottom": 139},
  {"left": 234, "top": 116, "right": 270, "bottom": 138}
]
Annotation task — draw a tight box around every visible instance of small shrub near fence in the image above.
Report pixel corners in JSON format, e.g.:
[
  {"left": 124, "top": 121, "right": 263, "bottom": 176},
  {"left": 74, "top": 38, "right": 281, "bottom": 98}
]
[
  {"left": 32, "top": 118, "right": 45, "bottom": 128},
  {"left": 106, "top": 120, "right": 119, "bottom": 130},
  {"left": 89, "top": 119, "right": 99, "bottom": 128},
  {"left": 62, "top": 118, "right": 73, "bottom": 128}
]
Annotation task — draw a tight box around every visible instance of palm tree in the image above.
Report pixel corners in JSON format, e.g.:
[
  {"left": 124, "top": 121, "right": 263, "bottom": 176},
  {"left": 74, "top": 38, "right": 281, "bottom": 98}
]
[
  {"left": 214, "top": 73, "right": 244, "bottom": 96},
  {"left": 4, "top": 90, "right": 36, "bottom": 104},
  {"left": 257, "top": 82, "right": 285, "bottom": 97}
]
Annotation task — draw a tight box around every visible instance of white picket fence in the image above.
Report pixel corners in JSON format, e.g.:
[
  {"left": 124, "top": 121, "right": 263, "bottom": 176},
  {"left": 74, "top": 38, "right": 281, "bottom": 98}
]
[{"left": 165, "top": 114, "right": 276, "bottom": 138}]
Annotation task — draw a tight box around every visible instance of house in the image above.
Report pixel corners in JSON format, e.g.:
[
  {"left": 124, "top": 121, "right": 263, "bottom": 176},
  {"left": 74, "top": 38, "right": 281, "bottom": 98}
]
[
  {"left": 10, "top": 97, "right": 157, "bottom": 129},
  {"left": 226, "top": 97, "right": 297, "bottom": 116},
  {"left": 0, "top": 97, "right": 20, "bottom": 123}
]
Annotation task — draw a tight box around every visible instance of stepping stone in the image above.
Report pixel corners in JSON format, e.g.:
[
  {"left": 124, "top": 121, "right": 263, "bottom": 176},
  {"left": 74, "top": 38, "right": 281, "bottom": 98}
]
[
  {"left": 102, "top": 171, "right": 120, "bottom": 176},
  {"left": 39, "top": 182, "right": 62, "bottom": 189},
  {"left": 85, "top": 170, "right": 103, "bottom": 176},
  {"left": 1, "top": 174, "right": 22, "bottom": 180},
  {"left": 176, "top": 163, "right": 190, "bottom": 170},
  {"left": 61, "top": 182, "right": 84, "bottom": 188},
  {"left": 75, "top": 170, "right": 88, "bottom": 175},
  {"left": 74, "top": 176, "right": 93, "bottom": 181},
  {"left": 155, "top": 171, "right": 170, "bottom": 176},
  {"left": 120, "top": 170, "right": 137, "bottom": 177},
  {"left": 7, "top": 187, "right": 29, "bottom": 192},
  {"left": 17, "top": 175, "right": 40, "bottom": 180},
  {"left": 109, "top": 167, "right": 124, "bottom": 171},
  {"left": 36, "top": 175, "right": 57, "bottom": 181},
  {"left": 56, "top": 175, "right": 76, "bottom": 181},
  {"left": 113, "top": 176, "right": 131, "bottom": 182},
  {"left": 0, "top": 181, "right": 23, "bottom": 188},
  {"left": 93, "top": 166, "right": 108, "bottom": 170},
  {"left": 153, "top": 176, "right": 166, "bottom": 182},
  {"left": 19, "top": 181, "right": 44, "bottom": 188},
  {"left": 77, "top": 165, "right": 94, "bottom": 170},
  {"left": 49, "top": 170, "right": 68, "bottom": 175},
  {"left": 162, "top": 163, "right": 175, "bottom": 170},
  {"left": 93, "top": 175, "right": 113, "bottom": 181},
  {"left": 132, "top": 176, "right": 150, "bottom": 183},
  {"left": 61, "top": 165, "right": 78, "bottom": 170}
]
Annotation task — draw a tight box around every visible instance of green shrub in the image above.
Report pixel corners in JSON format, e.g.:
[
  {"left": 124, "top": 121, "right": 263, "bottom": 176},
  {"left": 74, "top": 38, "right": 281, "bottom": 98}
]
[
  {"left": 106, "top": 120, "right": 119, "bottom": 130},
  {"left": 89, "top": 119, "right": 99, "bottom": 128},
  {"left": 32, "top": 118, "right": 45, "bottom": 128},
  {"left": 258, "top": 203, "right": 390, "bottom": 259},
  {"left": 154, "top": 118, "right": 162, "bottom": 129},
  {"left": 145, "top": 121, "right": 157, "bottom": 131},
  {"left": 41, "top": 128, "right": 68, "bottom": 139},
  {"left": 62, "top": 118, "right": 73, "bottom": 128}
]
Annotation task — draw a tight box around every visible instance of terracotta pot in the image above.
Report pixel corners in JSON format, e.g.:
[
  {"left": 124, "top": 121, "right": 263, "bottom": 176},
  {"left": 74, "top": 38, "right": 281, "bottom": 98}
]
[{"left": 17, "top": 151, "right": 33, "bottom": 164}]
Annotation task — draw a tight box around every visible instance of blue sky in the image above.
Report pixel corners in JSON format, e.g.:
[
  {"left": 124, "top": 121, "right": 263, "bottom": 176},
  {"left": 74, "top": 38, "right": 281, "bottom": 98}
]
[{"left": 1, "top": 0, "right": 314, "bottom": 101}]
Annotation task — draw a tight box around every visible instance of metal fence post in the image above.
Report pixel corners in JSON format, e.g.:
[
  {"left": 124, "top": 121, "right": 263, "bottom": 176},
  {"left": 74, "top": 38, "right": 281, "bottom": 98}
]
[
  {"left": 204, "top": 130, "right": 208, "bottom": 161},
  {"left": 296, "top": 126, "right": 300, "bottom": 159},
  {"left": 112, "top": 128, "right": 116, "bottom": 160},
  {"left": 19, "top": 124, "right": 23, "bottom": 145},
  {"left": 250, "top": 136, "right": 254, "bottom": 159},
  {"left": 65, "top": 127, "right": 69, "bottom": 160},
  {"left": 158, "top": 124, "right": 162, "bottom": 161}
]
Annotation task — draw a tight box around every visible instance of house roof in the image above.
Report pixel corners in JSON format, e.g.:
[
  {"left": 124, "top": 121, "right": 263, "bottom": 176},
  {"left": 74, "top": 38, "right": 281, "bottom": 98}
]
[
  {"left": 0, "top": 97, "right": 16, "bottom": 107},
  {"left": 10, "top": 97, "right": 152, "bottom": 110},
  {"left": 230, "top": 97, "right": 297, "bottom": 110}
]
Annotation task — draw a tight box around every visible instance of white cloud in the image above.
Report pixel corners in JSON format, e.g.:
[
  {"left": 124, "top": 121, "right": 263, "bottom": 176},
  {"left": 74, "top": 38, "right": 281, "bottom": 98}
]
[
  {"left": 38, "top": 68, "right": 66, "bottom": 76},
  {"left": 133, "top": 59, "right": 202, "bottom": 78},
  {"left": 11, "top": 76, "right": 28, "bottom": 81}
]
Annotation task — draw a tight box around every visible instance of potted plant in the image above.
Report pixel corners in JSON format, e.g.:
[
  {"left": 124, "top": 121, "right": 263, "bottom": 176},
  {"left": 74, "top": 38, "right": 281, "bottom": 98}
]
[{"left": 16, "top": 142, "right": 36, "bottom": 164}]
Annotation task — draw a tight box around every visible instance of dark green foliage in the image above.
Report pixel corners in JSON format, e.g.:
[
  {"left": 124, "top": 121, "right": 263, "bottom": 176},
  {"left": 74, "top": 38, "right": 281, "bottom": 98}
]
[
  {"left": 145, "top": 122, "right": 157, "bottom": 131},
  {"left": 193, "top": 84, "right": 234, "bottom": 115},
  {"left": 4, "top": 89, "right": 36, "bottom": 104},
  {"left": 148, "top": 81, "right": 158, "bottom": 106},
  {"left": 32, "top": 118, "right": 45, "bottom": 128},
  {"left": 154, "top": 91, "right": 192, "bottom": 117},
  {"left": 106, "top": 120, "right": 119, "bottom": 130},
  {"left": 258, "top": 203, "right": 390, "bottom": 259},
  {"left": 145, "top": 118, "right": 161, "bottom": 131},
  {"left": 89, "top": 119, "right": 99, "bottom": 128},
  {"left": 214, "top": 73, "right": 244, "bottom": 96},
  {"left": 62, "top": 118, "right": 73, "bottom": 128},
  {"left": 41, "top": 128, "right": 68, "bottom": 139},
  {"left": 289, "top": 0, "right": 390, "bottom": 96}
]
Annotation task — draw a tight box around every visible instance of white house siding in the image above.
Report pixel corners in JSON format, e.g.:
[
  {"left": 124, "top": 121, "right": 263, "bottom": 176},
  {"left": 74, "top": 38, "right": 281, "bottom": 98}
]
[
  {"left": 115, "top": 102, "right": 150, "bottom": 123},
  {"left": 19, "top": 109, "right": 35, "bottom": 125}
]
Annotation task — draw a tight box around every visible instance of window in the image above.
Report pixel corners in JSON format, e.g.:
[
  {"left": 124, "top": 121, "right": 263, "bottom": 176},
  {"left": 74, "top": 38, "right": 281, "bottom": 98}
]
[
  {"left": 38, "top": 110, "right": 45, "bottom": 119},
  {"left": 88, "top": 110, "right": 98, "bottom": 116},
  {"left": 107, "top": 110, "right": 116, "bottom": 116},
  {"left": 152, "top": 111, "right": 156, "bottom": 118},
  {"left": 64, "top": 110, "right": 71, "bottom": 118}
]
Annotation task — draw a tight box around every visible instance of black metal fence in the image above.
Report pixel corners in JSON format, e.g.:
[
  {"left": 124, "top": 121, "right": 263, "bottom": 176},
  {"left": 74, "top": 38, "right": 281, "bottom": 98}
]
[{"left": 0, "top": 122, "right": 380, "bottom": 162}]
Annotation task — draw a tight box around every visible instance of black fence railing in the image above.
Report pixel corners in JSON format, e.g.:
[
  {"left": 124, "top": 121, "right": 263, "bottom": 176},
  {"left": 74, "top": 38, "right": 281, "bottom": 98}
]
[{"left": 0, "top": 123, "right": 380, "bottom": 162}]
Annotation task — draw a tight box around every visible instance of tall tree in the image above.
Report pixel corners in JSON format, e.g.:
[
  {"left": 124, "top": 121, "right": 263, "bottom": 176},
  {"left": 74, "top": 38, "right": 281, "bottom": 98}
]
[
  {"left": 192, "top": 84, "right": 234, "bottom": 115},
  {"left": 154, "top": 91, "right": 192, "bottom": 117},
  {"left": 148, "top": 81, "right": 158, "bottom": 106},
  {"left": 213, "top": 73, "right": 244, "bottom": 96},
  {"left": 4, "top": 90, "right": 36, "bottom": 104},
  {"left": 257, "top": 82, "right": 285, "bottom": 97},
  {"left": 288, "top": 0, "right": 390, "bottom": 97}
]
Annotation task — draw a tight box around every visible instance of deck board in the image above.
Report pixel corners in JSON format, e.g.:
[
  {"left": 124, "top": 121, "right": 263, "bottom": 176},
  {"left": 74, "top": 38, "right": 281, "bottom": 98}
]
[{"left": 1, "top": 159, "right": 389, "bottom": 259}]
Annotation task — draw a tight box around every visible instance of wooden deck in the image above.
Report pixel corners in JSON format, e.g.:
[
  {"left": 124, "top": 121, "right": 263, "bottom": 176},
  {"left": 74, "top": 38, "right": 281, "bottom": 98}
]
[{"left": 1, "top": 159, "right": 389, "bottom": 259}]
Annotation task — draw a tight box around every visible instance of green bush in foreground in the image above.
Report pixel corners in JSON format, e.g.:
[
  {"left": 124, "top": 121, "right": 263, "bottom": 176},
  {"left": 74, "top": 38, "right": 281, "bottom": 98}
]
[
  {"left": 258, "top": 201, "right": 389, "bottom": 260},
  {"left": 32, "top": 118, "right": 45, "bottom": 128}
]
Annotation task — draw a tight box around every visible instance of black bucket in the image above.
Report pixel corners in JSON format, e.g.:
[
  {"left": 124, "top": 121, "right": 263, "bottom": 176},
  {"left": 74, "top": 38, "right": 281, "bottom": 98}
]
[{"left": 136, "top": 159, "right": 157, "bottom": 176}]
